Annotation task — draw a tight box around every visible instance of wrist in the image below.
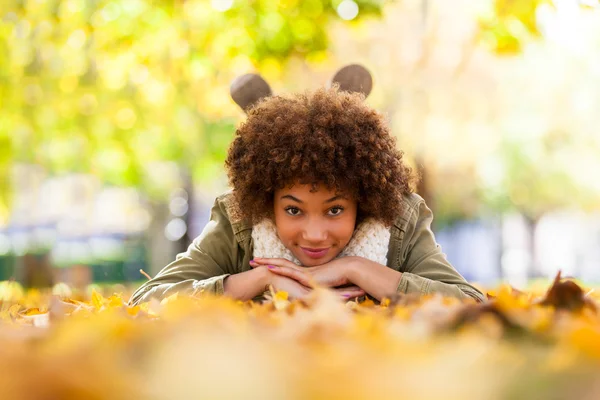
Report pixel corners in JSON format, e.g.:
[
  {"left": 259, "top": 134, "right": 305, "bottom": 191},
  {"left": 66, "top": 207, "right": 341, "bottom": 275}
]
[
  {"left": 254, "top": 265, "right": 271, "bottom": 292},
  {"left": 345, "top": 256, "right": 364, "bottom": 286},
  {"left": 223, "top": 266, "right": 272, "bottom": 301}
]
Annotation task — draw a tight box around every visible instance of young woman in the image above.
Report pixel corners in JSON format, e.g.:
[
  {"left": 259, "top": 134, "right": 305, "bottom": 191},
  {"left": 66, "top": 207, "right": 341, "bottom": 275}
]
[{"left": 129, "top": 68, "right": 484, "bottom": 305}]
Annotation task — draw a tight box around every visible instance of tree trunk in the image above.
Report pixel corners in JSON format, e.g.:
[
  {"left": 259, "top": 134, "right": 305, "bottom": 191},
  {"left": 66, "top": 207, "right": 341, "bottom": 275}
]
[
  {"left": 175, "top": 171, "right": 194, "bottom": 255},
  {"left": 20, "top": 252, "right": 54, "bottom": 289},
  {"left": 524, "top": 215, "right": 541, "bottom": 279}
]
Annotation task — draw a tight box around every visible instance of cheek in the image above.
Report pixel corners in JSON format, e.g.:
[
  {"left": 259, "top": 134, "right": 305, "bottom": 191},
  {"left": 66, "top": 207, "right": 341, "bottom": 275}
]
[
  {"left": 332, "top": 216, "right": 356, "bottom": 245},
  {"left": 276, "top": 225, "right": 295, "bottom": 244},
  {"left": 273, "top": 214, "right": 298, "bottom": 244}
]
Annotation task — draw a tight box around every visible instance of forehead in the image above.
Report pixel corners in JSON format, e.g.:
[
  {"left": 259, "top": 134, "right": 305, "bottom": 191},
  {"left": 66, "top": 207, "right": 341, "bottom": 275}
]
[{"left": 275, "top": 184, "right": 348, "bottom": 200}]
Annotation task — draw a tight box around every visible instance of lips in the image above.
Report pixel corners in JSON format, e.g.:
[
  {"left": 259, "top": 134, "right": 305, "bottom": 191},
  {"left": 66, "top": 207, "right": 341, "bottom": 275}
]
[{"left": 300, "top": 247, "right": 330, "bottom": 259}]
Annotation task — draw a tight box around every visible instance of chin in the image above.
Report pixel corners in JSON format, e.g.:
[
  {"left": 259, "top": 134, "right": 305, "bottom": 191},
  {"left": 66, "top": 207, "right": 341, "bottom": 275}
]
[
  {"left": 300, "top": 258, "right": 325, "bottom": 267},
  {"left": 295, "top": 252, "right": 338, "bottom": 267}
]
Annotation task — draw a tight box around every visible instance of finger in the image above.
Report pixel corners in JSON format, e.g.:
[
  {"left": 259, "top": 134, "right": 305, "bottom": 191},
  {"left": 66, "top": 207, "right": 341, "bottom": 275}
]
[
  {"left": 338, "top": 289, "right": 365, "bottom": 298},
  {"left": 249, "top": 259, "right": 293, "bottom": 269},
  {"left": 340, "top": 291, "right": 365, "bottom": 300},
  {"left": 267, "top": 266, "right": 313, "bottom": 287},
  {"left": 273, "top": 279, "right": 312, "bottom": 300},
  {"left": 332, "top": 285, "right": 363, "bottom": 292},
  {"left": 288, "top": 288, "right": 311, "bottom": 300},
  {"left": 333, "top": 286, "right": 365, "bottom": 299},
  {"left": 253, "top": 258, "right": 302, "bottom": 270}
]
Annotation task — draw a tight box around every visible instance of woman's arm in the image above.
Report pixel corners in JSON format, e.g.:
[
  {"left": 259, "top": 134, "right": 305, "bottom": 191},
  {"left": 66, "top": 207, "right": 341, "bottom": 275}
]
[
  {"left": 394, "top": 199, "right": 485, "bottom": 302},
  {"left": 224, "top": 266, "right": 320, "bottom": 301},
  {"left": 223, "top": 267, "right": 269, "bottom": 301},
  {"left": 129, "top": 193, "right": 241, "bottom": 306}
]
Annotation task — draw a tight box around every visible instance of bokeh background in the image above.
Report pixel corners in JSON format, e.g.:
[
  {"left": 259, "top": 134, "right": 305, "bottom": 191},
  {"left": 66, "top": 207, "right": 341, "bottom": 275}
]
[{"left": 2, "top": 0, "right": 600, "bottom": 291}]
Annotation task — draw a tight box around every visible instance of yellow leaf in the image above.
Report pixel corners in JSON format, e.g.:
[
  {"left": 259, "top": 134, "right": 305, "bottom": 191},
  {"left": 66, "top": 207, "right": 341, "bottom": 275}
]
[
  {"left": 126, "top": 305, "right": 141, "bottom": 317},
  {"left": 108, "top": 295, "right": 125, "bottom": 308},
  {"left": 274, "top": 291, "right": 289, "bottom": 302},
  {"left": 569, "top": 325, "right": 600, "bottom": 359},
  {"left": 9, "top": 304, "right": 21, "bottom": 316},
  {"left": 91, "top": 290, "right": 105, "bottom": 310},
  {"left": 494, "top": 284, "right": 529, "bottom": 311},
  {"left": 21, "top": 307, "right": 47, "bottom": 316},
  {"left": 359, "top": 299, "right": 375, "bottom": 308},
  {"left": 272, "top": 290, "right": 290, "bottom": 311}
]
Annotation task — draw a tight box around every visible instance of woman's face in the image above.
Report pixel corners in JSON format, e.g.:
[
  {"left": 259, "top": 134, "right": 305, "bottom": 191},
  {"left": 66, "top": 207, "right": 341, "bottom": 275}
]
[{"left": 273, "top": 183, "right": 358, "bottom": 267}]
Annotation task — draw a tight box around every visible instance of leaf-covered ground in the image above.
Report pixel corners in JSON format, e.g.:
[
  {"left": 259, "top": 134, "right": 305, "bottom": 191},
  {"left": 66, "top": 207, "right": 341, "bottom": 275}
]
[{"left": 1, "top": 273, "right": 600, "bottom": 400}]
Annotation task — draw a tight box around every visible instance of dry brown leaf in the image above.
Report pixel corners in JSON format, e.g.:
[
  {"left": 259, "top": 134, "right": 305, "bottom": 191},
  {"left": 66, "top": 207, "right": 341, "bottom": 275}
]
[{"left": 540, "top": 271, "right": 597, "bottom": 312}]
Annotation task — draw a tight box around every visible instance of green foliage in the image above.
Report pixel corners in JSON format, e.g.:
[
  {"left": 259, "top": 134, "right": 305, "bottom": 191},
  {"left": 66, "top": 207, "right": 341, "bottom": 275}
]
[
  {"left": 481, "top": 132, "right": 595, "bottom": 219},
  {"left": 478, "top": 0, "right": 551, "bottom": 55},
  {"left": 0, "top": 0, "right": 385, "bottom": 213}
]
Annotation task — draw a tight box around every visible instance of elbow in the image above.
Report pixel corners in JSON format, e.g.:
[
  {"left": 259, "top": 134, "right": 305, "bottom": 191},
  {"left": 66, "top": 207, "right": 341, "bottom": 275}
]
[{"left": 459, "top": 286, "right": 486, "bottom": 303}]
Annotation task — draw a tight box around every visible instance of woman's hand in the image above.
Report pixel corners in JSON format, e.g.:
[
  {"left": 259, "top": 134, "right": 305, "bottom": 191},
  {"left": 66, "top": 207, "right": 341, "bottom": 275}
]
[
  {"left": 250, "top": 258, "right": 365, "bottom": 299},
  {"left": 267, "top": 271, "right": 312, "bottom": 299},
  {"left": 251, "top": 256, "right": 403, "bottom": 301},
  {"left": 251, "top": 258, "right": 349, "bottom": 287},
  {"left": 224, "top": 265, "right": 310, "bottom": 301}
]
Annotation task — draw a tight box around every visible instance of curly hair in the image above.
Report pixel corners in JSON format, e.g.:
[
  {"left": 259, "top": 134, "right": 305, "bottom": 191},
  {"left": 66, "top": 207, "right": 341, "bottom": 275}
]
[{"left": 225, "top": 87, "right": 417, "bottom": 226}]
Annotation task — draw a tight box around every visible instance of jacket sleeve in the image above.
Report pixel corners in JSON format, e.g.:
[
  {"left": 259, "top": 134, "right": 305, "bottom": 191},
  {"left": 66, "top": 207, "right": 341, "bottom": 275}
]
[
  {"left": 396, "top": 199, "right": 485, "bottom": 302},
  {"left": 128, "top": 194, "right": 240, "bottom": 306}
]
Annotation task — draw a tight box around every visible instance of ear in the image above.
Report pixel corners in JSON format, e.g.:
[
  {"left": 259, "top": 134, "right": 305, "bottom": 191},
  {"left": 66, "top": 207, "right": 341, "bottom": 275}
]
[
  {"left": 230, "top": 73, "right": 273, "bottom": 112},
  {"left": 329, "top": 64, "right": 373, "bottom": 98}
]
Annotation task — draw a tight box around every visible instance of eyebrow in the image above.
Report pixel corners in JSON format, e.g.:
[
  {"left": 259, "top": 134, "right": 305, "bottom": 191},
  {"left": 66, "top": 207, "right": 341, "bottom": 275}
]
[
  {"left": 324, "top": 195, "right": 345, "bottom": 203},
  {"left": 280, "top": 195, "right": 346, "bottom": 204},
  {"left": 280, "top": 195, "right": 303, "bottom": 203}
]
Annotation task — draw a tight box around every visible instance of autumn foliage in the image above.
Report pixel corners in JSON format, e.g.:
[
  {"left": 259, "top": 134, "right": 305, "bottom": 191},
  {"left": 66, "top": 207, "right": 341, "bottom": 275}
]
[{"left": 1, "top": 274, "right": 600, "bottom": 399}]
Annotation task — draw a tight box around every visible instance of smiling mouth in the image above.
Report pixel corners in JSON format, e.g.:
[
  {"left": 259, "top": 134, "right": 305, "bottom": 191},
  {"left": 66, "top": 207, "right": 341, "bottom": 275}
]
[{"left": 300, "top": 247, "right": 330, "bottom": 259}]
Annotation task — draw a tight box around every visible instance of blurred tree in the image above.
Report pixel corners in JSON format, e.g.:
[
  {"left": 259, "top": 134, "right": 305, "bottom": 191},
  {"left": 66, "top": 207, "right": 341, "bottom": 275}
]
[
  {"left": 480, "top": 130, "right": 600, "bottom": 278},
  {"left": 0, "top": 0, "right": 386, "bottom": 223},
  {"left": 477, "top": 0, "right": 549, "bottom": 55},
  {"left": 324, "top": 0, "right": 600, "bottom": 227},
  {"left": 0, "top": 0, "right": 389, "bottom": 284}
]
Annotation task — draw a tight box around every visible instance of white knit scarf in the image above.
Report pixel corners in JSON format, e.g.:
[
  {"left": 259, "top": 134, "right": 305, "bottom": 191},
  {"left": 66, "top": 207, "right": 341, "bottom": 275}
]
[{"left": 251, "top": 218, "right": 391, "bottom": 266}]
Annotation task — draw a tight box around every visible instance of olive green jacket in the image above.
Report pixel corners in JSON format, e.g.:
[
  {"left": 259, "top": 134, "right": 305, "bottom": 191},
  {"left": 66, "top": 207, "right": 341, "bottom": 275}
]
[{"left": 129, "top": 192, "right": 485, "bottom": 306}]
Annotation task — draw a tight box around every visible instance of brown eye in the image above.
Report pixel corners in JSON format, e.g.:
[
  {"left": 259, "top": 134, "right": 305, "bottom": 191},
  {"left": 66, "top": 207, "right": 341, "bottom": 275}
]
[
  {"left": 285, "top": 207, "right": 301, "bottom": 216},
  {"left": 328, "top": 207, "right": 344, "bottom": 216}
]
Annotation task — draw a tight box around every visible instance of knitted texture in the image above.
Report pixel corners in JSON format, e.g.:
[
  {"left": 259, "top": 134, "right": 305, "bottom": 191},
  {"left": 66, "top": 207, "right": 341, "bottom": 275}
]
[{"left": 251, "top": 218, "right": 390, "bottom": 266}]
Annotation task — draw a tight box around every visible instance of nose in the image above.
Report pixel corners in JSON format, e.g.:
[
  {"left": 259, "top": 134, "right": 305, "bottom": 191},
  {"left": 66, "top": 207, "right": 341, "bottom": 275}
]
[{"left": 301, "top": 219, "right": 328, "bottom": 245}]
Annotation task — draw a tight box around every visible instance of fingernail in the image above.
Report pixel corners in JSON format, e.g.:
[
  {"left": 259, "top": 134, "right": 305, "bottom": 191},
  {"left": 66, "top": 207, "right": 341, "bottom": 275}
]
[
  {"left": 343, "top": 294, "right": 351, "bottom": 298},
  {"left": 267, "top": 265, "right": 276, "bottom": 270}
]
